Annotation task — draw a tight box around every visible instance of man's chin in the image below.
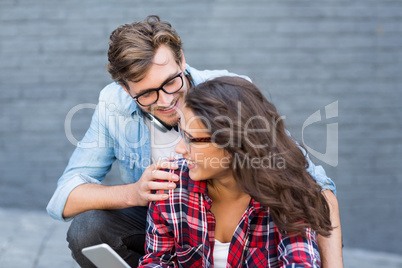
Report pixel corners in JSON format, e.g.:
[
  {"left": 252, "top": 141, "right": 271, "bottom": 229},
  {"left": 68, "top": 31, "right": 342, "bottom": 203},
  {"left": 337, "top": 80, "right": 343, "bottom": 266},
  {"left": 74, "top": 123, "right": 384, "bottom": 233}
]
[
  {"left": 154, "top": 112, "right": 179, "bottom": 127},
  {"left": 163, "top": 118, "right": 179, "bottom": 128}
]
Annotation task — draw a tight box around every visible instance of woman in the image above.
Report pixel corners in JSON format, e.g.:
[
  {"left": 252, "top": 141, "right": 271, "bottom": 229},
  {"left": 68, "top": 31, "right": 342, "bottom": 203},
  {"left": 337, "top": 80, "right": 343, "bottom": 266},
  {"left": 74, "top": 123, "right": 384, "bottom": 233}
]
[{"left": 138, "top": 76, "right": 332, "bottom": 267}]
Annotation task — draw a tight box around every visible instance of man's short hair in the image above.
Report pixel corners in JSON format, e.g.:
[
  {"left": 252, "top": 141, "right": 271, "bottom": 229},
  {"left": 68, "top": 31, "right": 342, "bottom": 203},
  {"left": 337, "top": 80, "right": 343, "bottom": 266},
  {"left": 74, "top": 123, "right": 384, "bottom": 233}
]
[{"left": 107, "top": 15, "right": 183, "bottom": 87}]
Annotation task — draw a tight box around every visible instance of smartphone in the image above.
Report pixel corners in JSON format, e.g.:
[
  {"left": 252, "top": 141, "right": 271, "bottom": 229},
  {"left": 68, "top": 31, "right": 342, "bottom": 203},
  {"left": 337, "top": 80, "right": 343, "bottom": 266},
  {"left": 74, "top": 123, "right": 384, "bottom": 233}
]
[{"left": 81, "top": 243, "right": 131, "bottom": 268}]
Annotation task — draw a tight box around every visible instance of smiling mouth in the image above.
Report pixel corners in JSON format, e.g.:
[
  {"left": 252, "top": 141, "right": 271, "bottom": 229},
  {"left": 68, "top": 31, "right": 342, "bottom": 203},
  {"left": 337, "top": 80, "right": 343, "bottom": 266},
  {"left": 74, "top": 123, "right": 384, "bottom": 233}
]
[
  {"left": 157, "top": 99, "right": 179, "bottom": 114},
  {"left": 185, "top": 158, "right": 196, "bottom": 169}
]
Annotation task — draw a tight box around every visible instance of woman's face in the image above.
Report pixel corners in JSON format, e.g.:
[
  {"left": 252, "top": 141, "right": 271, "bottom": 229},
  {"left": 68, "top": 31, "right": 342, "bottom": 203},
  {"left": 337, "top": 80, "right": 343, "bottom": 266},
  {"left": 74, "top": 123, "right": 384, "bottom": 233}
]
[{"left": 175, "top": 105, "right": 232, "bottom": 181}]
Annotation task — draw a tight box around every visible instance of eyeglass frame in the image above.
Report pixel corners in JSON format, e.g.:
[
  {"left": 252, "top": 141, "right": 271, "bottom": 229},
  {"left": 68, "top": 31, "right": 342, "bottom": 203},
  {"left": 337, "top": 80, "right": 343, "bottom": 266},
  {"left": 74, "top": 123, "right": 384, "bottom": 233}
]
[
  {"left": 130, "top": 72, "right": 184, "bottom": 107},
  {"left": 178, "top": 121, "right": 212, "bottom": 152}
]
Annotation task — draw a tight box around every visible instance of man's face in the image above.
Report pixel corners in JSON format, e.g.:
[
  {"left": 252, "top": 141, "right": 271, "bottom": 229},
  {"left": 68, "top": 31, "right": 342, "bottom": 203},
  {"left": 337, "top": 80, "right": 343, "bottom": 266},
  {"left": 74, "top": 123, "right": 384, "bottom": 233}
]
[{"left": 124, "top": 45, "right": 188, "bottom": 127}]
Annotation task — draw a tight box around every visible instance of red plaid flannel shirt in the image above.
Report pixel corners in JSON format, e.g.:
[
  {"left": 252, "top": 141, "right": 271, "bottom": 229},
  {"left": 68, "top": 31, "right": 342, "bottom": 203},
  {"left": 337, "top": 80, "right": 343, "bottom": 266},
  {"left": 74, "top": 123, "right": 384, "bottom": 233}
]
[{"left": 139, "top": 161, "right": 321, "bottom": 268}]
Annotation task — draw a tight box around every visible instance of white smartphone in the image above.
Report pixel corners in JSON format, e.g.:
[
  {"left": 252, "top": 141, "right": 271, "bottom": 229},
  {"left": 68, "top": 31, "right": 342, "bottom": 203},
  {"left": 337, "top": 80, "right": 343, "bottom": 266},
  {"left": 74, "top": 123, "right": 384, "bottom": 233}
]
[{"left": 81, "top": 243, "right": 131, "bottom": 268}]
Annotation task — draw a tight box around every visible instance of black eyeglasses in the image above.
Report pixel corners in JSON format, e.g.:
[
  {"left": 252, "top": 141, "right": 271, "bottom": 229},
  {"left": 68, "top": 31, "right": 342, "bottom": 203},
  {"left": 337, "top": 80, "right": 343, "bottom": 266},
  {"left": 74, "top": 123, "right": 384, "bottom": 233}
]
[
  {"left": 132, "top": 72, "right": 184, "bottom": 106},
  {"left": 178, "top": 121, "right": 212, "bottom": 152}
]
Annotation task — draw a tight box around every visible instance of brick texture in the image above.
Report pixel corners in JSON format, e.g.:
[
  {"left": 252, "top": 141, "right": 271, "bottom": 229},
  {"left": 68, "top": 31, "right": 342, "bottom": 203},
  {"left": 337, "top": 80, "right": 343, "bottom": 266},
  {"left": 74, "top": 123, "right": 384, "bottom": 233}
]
[{"left": 0, "top": 0, "right": 401, "bottom": 254}]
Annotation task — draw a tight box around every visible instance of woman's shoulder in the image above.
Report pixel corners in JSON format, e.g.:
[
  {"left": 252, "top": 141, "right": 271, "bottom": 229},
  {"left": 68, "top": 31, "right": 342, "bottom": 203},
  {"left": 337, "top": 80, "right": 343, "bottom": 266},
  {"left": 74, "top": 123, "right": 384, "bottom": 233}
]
[
  {"left": 163, "top": 159, "right": 192, "bottom": 190},
  {"left": 155, "top": 160, "right": 194, "bottom": 195}
]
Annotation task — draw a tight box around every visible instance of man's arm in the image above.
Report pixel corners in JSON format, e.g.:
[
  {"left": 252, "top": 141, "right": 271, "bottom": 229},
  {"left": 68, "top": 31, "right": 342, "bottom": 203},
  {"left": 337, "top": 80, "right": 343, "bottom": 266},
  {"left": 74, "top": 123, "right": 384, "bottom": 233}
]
[
  {"left": 47, "top": 101, "right": 117, "bottom": 221},
  {"left": 318, "top": 190, "right": 343, "bottom": 268},
  {"left": 62, "top": 160, "right": 179, "bottom": 218},
  {"left": 47, "top": 83, "right": 179, "bottom": 220}
]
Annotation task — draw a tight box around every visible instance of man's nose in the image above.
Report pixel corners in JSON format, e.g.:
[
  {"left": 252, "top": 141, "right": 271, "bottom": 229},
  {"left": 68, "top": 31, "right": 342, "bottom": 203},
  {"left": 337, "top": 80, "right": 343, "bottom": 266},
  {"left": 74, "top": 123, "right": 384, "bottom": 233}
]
[{"left": 157, "top": 91, "right": 175, "bottom": 106}]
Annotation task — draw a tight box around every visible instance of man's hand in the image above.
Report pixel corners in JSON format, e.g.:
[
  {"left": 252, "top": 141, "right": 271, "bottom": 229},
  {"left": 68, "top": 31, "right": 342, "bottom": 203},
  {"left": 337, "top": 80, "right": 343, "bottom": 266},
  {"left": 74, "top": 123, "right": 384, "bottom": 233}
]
[
  {"left": 63, "top": 160, "right": 179, "bottom": 218},
  {"left": 128, "top": 160, "right": 180, "bottom": 206}
]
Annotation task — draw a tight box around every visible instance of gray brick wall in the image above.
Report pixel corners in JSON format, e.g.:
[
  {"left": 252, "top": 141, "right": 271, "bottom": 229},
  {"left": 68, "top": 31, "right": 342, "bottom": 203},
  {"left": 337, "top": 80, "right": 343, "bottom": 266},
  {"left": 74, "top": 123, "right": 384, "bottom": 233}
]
[{"left": 1, "top": 0, "right": 401, "bottom": 254}]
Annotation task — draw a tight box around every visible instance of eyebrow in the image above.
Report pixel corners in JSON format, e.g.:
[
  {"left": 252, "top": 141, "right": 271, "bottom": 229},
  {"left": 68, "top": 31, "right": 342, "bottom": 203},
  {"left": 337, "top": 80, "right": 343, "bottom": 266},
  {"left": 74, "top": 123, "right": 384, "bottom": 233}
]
[{"left": 136, "top": 72, "right": 180, "bottom": 96}]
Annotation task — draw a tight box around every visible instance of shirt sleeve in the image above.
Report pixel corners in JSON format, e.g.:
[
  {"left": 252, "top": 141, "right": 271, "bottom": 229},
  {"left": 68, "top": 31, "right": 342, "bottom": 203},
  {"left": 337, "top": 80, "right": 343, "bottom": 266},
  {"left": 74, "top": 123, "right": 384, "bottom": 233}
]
[
  {"left": 301, "top": 146, "right": 337, "bottom": 196},
  {"left": 186, "top": 64, "right": 252, "bottom": 85},
  {"left": 138, "top": 201, "right": 177, "bottom": 268},
  {"left": 46, "top": 102, "right": 116, "bottom": 222},
  {"left": 285, "top": 129, "right": 337, "bottom": 196},
  {"left": 277, "top": 228, "right": 321, "bottom": 268}
]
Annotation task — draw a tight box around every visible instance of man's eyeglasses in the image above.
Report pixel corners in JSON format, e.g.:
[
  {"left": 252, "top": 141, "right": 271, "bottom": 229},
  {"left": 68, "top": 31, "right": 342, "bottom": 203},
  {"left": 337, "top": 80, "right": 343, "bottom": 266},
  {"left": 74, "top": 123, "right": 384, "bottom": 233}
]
[
  {"left": 132, "top": 72, "right": 184, "bottom": 106},
  {"left": 178, "top": 122, "right": 212, "bottom": 152}
]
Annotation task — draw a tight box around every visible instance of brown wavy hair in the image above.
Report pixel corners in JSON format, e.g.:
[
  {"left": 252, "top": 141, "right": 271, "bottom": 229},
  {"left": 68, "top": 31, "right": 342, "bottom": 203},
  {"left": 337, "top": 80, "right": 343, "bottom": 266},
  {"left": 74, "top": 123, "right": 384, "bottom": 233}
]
[
  {"left": 107, "top": 15, "right": 182, "bottom": 87},
  {"left": 184, "top": 76, "right": 332, "bottom": 237}
]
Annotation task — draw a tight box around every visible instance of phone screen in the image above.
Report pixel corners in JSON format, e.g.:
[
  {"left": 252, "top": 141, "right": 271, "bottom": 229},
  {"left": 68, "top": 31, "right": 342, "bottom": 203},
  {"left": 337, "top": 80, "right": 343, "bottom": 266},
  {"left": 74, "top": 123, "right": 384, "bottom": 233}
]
[{"left": 81, "top": 243, "right": 131, "bottom": 268}]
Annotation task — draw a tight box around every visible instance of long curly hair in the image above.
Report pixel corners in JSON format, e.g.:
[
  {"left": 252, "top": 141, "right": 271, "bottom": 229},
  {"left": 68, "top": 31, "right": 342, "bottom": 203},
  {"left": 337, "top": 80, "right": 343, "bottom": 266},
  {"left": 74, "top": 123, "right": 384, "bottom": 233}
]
[{"left": 184, "top": 76, "right": 332, "bottom": 237}]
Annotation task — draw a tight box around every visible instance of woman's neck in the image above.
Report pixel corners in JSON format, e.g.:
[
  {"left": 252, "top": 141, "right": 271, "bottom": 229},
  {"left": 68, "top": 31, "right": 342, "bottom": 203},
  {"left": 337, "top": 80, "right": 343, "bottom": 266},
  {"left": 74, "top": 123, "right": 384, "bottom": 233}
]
[
  {"left": 207, "top": 176, "right": 252, "bottom": 243},
  {"left": 207, "top": 176, "right": 249, "bottom": 202}
]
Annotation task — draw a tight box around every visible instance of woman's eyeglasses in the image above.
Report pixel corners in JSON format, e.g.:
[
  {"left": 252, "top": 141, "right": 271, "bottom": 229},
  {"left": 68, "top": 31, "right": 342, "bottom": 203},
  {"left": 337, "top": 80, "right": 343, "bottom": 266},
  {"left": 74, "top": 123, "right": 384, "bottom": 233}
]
[{"left": 178, "top": 121, "right": 212, "bottom": 152}]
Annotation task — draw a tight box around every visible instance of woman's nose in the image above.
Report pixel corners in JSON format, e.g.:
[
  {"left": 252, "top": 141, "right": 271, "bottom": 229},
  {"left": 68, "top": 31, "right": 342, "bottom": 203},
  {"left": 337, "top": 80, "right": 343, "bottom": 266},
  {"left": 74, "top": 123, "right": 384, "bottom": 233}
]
[{"left": 175, "top": 137, "right": 188, "bottom": 155}]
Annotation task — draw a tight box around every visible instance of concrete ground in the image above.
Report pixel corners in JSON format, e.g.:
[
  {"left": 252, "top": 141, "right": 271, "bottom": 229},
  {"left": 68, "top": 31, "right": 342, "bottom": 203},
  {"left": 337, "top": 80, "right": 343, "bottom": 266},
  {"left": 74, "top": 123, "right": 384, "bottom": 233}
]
[{"left": 0, "top": 207, "right": 401, "bottom": 268}]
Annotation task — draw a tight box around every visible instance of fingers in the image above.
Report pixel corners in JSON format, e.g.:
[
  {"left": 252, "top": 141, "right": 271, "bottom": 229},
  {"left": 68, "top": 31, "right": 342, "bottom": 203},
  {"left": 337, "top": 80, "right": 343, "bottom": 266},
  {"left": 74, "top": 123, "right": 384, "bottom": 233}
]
[
  {"left": 137, "top": 160, "right": 180, "bottom": 204},
  {"left": 142, "top": 182, "right": 177, "bottom": 202},
  {"left": 166, "top": 156, "right": 176, "bottom": 161},
  {"left": 147, "top": 181, "right": 177, "bottom": 191},
  {"left": 150, "top": 170, "right": 179, "bottom": 182},
  {"left": 151, "top": 160, "right": 179, "bottom": 171},
  {"left": 144, "top": 160, "right": 179, "bottom": 182},
  {"left": 145, "top": 192, "right": 170, "bottom": 202}
]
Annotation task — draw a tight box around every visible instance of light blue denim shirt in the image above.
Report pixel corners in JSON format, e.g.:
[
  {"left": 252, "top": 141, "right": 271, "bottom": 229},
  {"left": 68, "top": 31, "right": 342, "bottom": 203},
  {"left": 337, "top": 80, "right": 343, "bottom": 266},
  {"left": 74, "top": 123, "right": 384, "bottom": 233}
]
[{"left": 47, "top": 64, "right": 336, "bottom": 221}]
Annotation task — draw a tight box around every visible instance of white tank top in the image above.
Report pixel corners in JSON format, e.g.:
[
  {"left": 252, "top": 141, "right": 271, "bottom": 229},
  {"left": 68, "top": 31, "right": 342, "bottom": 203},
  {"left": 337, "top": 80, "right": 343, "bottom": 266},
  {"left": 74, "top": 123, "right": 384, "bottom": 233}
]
[
  {"left": 213, "top": 239, "right": 230, "bottom": 268},
  {"left": 144, "top": 119, "right": 181, "bottom": 163}
]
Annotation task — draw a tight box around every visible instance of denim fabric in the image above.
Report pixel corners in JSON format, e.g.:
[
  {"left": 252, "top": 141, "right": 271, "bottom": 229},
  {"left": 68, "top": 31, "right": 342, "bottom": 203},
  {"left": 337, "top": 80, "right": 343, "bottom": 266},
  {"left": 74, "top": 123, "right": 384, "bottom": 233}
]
[{"left": 67, "top": 206, "right": 148, "bottom": 268}]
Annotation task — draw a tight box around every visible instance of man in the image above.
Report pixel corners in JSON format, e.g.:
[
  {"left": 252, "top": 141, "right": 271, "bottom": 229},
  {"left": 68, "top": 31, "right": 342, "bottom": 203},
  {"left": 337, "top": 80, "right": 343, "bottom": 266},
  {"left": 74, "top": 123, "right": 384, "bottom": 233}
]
[{"left": 47, "top": 15, "right": 342, "bottom": 267}]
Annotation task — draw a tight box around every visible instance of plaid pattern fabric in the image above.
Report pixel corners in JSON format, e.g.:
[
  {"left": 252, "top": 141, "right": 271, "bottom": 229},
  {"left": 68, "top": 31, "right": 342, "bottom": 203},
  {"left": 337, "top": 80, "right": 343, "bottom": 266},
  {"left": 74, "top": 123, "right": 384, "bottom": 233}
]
[{"left": 139, "top": 160, "right": 321, "bottom": 268}]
